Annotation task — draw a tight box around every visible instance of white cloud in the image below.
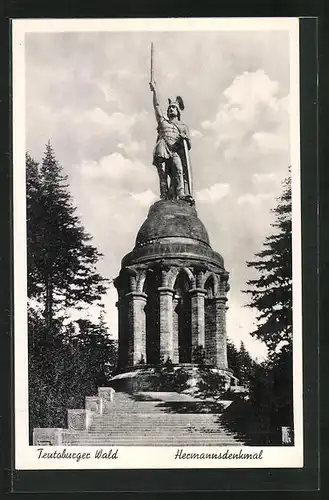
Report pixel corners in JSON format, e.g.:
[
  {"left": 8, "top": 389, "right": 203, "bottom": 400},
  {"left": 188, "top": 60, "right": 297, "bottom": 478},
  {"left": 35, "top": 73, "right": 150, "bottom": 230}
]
[
  {"left": 253, "top": 172, "right": 277, "bottom": 184},
  {"left": 201, "top": 70, "right": 289, "bottom": 160},
  {"left": 200, "top": 120, "right": 212, "bottom": 130},
  {"left": 104, "top": 68, "right": 135, "bottom": 80},
  {"left": 96, "top": 83, "right": 118, "bottom": 104},
  {"left": 237, "top": 192, "right": 273, "bottom": 205},
  {"left": 226, "top": 302, "right": 268, "bottom": 360},
  {"left": 83, "top": 108, "right": 136, "bottom": 132},
  {"left": 191, "top": 129, "right": 203, "bottom": 138},
  {"left": 224, "top": 70, "right": 279, "bottom": 110},
  {"left": 117, "top": 140, "right": 147, "bottom": 156},
  {"left": 131, "top": 190, "right": 157, "bottom": 206},
  {"left": 252, "top": 131, "right": 288, "bottom": 154},
  {"left": 167, "top": 72, "right": 176, "bottom": 81},
  {"left": 78, "top": 153, "right": 149, "bottom": 181},
  {"left": 196, "top": 183, "right": 230, "bottom": 203}
]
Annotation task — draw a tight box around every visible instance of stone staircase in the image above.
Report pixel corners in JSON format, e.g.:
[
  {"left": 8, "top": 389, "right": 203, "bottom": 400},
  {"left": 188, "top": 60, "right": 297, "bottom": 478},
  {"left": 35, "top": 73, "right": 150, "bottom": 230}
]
[{"left": 33, "top": 389, "right": 245, "bottom": 446}]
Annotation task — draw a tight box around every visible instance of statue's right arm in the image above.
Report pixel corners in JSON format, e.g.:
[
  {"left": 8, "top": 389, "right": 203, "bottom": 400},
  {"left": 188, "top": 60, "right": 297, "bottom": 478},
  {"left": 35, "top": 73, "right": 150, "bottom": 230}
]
[{"left": 150, "top": 81, "right": 163, "bottom": 123}]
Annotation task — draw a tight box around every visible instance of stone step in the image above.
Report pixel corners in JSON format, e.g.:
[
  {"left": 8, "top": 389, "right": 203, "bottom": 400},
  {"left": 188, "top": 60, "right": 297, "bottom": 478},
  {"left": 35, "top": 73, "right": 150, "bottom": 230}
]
[
  {"left": 87, "top": 436, "right": 238, "bottom": 442},
  {"left": 91, "top": 419, "right": 223, "bottom": 426},
  {"left": 68, "top": 434, "right": 239, "bottom": 440},
  {"left": 67, "top": 438, "right": 242, "bottom": 445},
  {"left": 90, "top": 423, "right": 224, "bottom": 430},
  {"left": 88, "top": 430, "right": 236, "bottom": 437},
  {"left": 89, "top": 425, "right": 230, "bottom": 432},
  {"left": 65, "top": 430, "right": 242, "bottom": 445},
  {"left": 89, "top": 423, "right": 226, "bottom": 430},
  {"left": 91, "top": 413, "right": 223, "bottom": 419},
  {"left": 67, "top": 441, "right": 243, "bottom": 446},
  {"left": 60, "top": 391, "right": 244, "bottom": 446},
  {"left": 68, "top": 444, "right": 241, "bottom": 447},
  {"left": 90, "top": 430, "right": 227, "bottom": 434}
]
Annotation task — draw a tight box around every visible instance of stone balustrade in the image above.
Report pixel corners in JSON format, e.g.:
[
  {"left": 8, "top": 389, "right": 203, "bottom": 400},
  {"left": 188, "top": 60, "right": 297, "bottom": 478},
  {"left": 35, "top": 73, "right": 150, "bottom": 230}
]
[{"left": 32, "top": 387, "right": 116, "bottom": 446}]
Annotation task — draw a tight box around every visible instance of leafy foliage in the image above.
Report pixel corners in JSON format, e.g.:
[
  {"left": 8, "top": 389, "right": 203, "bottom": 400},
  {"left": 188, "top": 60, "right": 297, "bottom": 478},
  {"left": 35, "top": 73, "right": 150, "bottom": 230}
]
[
  {"left": 194, "top": 368, "right": 226, "bottom": 399},
  {"left": 28, "top": 309, "right": 117, "bottom": 439},
  {"left": 152, "top": 365, "right": 191, "bottom": 392},
  {"left": 192, "top": 344, "right": 206, "bottom": 366}
]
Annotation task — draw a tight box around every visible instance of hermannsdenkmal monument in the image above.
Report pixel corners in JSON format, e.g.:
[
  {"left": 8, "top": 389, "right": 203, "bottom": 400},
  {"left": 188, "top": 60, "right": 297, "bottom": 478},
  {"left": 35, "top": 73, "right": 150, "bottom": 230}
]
[
  {"left": 33, "top": 48, "right": 240, "bottom": 447},
  {"left": 111, "top": 65, "right": 232, "bottom": 386}
]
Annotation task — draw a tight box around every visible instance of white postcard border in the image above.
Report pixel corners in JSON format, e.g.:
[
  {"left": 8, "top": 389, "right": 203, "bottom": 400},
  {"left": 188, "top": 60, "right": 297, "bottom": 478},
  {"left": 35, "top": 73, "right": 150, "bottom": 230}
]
[{"left": 13, "top": 17, "right": 303, "bottom": 470}]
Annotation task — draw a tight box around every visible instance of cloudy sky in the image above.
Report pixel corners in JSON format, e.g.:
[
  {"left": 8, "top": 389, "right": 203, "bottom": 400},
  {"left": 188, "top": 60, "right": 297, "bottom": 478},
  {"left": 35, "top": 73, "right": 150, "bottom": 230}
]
[{"left": 24, "top": 24, "right": 294, "bottom": 359}]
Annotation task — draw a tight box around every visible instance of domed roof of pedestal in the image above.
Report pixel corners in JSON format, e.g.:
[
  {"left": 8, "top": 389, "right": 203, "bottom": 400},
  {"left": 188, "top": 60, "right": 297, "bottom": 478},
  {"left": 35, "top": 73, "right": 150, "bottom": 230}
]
[
  {"left": 122, "top": 199, "right": 224, "bottom": 270},
  {"left": 136, "top": 200, "right": 210, "bottom": 246}
]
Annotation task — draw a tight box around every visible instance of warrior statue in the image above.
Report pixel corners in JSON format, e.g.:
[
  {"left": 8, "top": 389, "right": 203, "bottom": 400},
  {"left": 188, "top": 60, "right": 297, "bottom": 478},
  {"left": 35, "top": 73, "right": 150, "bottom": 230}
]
[{"left": 149, "top": 45, "right": 193, "bottom": 202}]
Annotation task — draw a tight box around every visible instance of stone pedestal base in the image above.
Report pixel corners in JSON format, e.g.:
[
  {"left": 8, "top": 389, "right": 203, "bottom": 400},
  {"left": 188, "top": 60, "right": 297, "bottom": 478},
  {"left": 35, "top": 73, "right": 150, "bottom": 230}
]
[
  {"left": 67, "top": 409, "right": 92, "bottom": 431},
  {"left": 33, "top": 428, "right": 64, "bottom": 446},
  {"left": 98, "top": 387, "right": 115, "bottom": 413},
  {"left": 85, "top": 396, "right": 103, "bottom": 414},
  {"left": 114, "top": 199, "right": 230, "bottom": 373},
  {"left": 109, "top": 365, "right": 236, "bottom": 394}
]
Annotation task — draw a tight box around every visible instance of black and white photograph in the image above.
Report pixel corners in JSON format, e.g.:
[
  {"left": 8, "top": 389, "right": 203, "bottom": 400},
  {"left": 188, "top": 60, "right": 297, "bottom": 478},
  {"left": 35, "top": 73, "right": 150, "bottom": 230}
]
[{"left": 13, "top": 18, "right": 302, "bottom": 469}]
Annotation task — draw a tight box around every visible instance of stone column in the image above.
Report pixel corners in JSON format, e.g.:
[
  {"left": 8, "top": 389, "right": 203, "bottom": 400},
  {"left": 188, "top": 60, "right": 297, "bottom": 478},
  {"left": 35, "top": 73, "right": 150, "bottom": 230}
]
[
  {"left": 126, "top": 292, "right": 147, "bottom": 366},
  {"left": 116, "top": 299, "right": 128, "bottom": 369},
  {"left": 158, "top": 287, "right": 174, "bottom": 362},
  {"left": 189, "top": 288, "right": 206, "bottom": 361},
  {"left": 213, "top": 296, "right": 228, "bottom": 369},
  {"left": 172, "top": 293, "right": 180, "bottom": 363}
]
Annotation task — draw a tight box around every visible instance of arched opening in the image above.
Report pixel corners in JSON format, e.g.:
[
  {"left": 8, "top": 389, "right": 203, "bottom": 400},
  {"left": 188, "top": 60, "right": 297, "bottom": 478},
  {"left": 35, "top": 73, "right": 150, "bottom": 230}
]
[
  {"left": 173, "top": 270, "right": 192, "bottom": 363},
  {"left": 144, "top": 270, "right": 160, "bottom": 364}
]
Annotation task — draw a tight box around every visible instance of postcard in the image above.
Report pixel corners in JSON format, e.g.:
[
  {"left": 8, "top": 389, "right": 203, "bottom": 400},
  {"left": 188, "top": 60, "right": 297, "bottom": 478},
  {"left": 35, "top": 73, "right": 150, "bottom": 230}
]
[{"left": 13, "top": 17, "right": 302, "bottom": 470}]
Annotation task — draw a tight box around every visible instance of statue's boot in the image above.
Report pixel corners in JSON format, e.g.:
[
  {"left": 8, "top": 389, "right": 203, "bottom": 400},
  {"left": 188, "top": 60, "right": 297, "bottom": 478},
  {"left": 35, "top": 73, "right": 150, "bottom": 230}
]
[{"left": 177, "top": 185, "right": 187, "bottom": 200}]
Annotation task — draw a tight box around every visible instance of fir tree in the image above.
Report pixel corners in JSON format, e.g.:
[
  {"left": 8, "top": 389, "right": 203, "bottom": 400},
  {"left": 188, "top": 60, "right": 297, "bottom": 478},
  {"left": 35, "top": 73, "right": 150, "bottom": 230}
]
[
  {"left": 235, "top": 341, "right": 256, "bottom": 387},
  {"left": 26, "top": 142, "right": 107, "bottom": 323},
  {"left": 26, "top": 153, "right": 43, "bottom": 298},
  {"left": 26, "top": 143, "right": 117, "bottom": 439},
  {"left": 241, "top": 171, "right": 293, "bottom": 441},
  {"left": 227, "top": 340, "right": 256, "bottom": 387},
  {"left": 243, "top": 173, "right": 292, "bottom": 358},
  {"left": 227, "top": 340, "right": 239, "bottom": 377}
]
